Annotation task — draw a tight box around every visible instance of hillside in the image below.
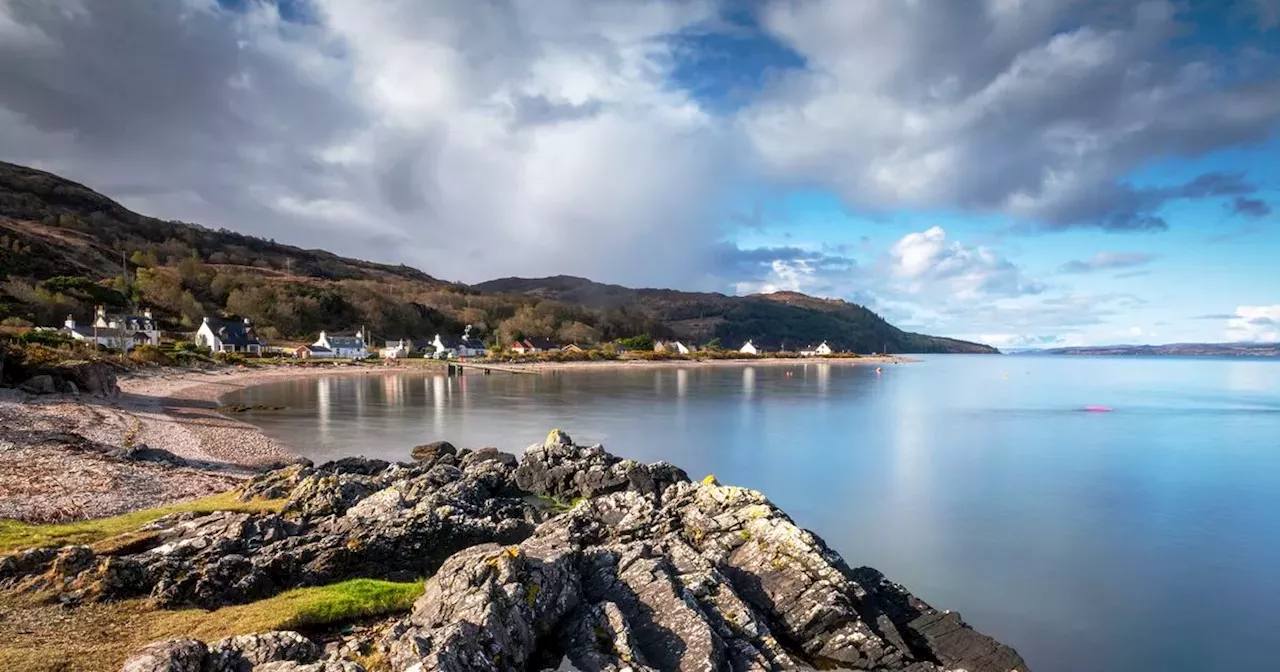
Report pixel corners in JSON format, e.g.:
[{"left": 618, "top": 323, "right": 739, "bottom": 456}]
[
  {"left": 0, "top": 160, "right": 993, "bottom": 353},
  {"left": 475, "top": 276, "right": 997, "bottom": 354}
]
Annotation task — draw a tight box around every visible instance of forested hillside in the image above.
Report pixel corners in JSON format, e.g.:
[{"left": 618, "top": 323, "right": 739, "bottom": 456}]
[{"left": 0, "top": 160, "right": 994, "bottom": 353}]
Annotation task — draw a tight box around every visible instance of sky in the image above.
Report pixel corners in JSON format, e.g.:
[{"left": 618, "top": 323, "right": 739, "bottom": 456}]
[{"left": 0, "top": 0, "right": 1277, "bottom": 347}]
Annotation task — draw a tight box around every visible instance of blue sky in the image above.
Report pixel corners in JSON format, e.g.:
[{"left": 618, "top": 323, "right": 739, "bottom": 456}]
[{"left": 0, "top": 0, "right": 1277, "bottom": 347}]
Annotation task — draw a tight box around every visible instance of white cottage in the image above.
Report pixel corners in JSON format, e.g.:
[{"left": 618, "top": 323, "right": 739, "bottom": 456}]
[
  {"left": 655, "top": 340, "right": 695, "bottom": 355},
  {"left": 800, "top": 341, "right": 833, "bottom": 357},
  {"left": 93, "top": 305, "right": 161, "bottom": 346},
  {"left": 61, "top": 316, "right": 146, "bottom": 351},
  {"left": 739, "top": 340, "right": 760, "bottom": 355},
  {"left": 432, "top": 325, "right": 487, "bottom": 359},
  {"left": 313, "top": 330, "right": 369, "bottom": 359},
  {"left": 380, "top": 339, "right": 411, "bottom": 359},
  {"left": 195, "top": 317, "right": 266, "bottom": 354}
]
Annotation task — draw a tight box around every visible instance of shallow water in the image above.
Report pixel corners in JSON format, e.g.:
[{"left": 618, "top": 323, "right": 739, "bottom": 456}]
[{"left": 224, "top": 355, "right": 1280, "bottom": 672}]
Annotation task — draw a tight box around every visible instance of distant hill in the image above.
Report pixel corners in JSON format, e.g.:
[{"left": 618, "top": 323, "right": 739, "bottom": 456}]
[
  {"left": 1026, "top": 343, "right": 1280, "bottom": 357},
  {"left": 474, "top": 276, "right": 997, "bottom": 354},
  {"left": 0, "top": 160, "right": 994, "bottom": 353}
]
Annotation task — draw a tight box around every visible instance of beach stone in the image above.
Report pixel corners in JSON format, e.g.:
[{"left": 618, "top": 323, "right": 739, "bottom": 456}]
[
  {"left": 120, "top": 638, "right": 207, "bottom": 672},
  {"left": 18, "top": 374, "right": 56, "bottom": 395},
  {"left": 207, "top": 631, "right": 319, "bottom": 670},
  {"left": 410, "top": 440, "right": 456, "bottom": 463}
]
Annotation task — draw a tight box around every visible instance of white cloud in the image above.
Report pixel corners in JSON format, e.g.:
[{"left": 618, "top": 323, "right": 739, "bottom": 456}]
[
  {"left": 0, "top": 0, "right": 737, "bottom": 287},
  {"left": 1226, "top": 305, "right": 1280, "bottom": 342},
  {"left": 885, "top": 226, "right": 1044, "bottom": 300},
  {"left": 743, "top": 0, "right": 1280, "bottom": 230}
]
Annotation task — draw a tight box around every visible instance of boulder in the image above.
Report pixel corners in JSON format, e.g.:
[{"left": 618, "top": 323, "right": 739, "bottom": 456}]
[
  {"left": 18, "top": 374, "right": 57, "bottom": 395},
  {"left": 54, "top": 360, "right": 119, "bottom": 397},
  {"left": 206, "top": 631, "right": 319, "bottom": 670},
  {"left": 120, "top": 639, "right": 207, "bottom": 672},
  {"left": 410, "top": 440, "right": 456, "bottom": 463}
]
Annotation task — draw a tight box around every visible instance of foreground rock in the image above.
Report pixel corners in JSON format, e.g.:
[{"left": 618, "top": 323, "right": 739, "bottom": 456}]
[{"left": 1, "top": 430, "right": 1029, "bottom": 671}]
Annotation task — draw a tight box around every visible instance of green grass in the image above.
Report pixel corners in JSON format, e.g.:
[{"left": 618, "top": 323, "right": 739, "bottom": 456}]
[
  {"left": 0, "top": 491, "right": 285, "bottom": 554},
  {"left": 0, "top": 578, "right": 422, "bottom": 672}
]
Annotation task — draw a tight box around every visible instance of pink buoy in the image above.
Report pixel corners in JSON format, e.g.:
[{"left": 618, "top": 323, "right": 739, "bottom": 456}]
[{"left": 1084, "top": 405, "right": 1112, "bottom": 412}]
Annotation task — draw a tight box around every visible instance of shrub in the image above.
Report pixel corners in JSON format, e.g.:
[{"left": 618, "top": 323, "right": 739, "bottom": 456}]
[
  {"left": 172, "top": 341, "right": 198, "bottom": 353},
  {"left": 213, "top": 351, "right": 247, "bottom": 366},
  {"left": 128, "top": 344, "right": 173, "bottom": 366},
  {"left": 1, "top": 317, "right": 32, "bottom": 328},
  {"left": 19, "top": 330, "right": 74, "bottom": 348}
]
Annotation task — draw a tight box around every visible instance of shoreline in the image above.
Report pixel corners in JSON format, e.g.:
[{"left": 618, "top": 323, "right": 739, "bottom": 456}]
[{"left": 1, "top": 355, "right": 912, "bottom": 521}]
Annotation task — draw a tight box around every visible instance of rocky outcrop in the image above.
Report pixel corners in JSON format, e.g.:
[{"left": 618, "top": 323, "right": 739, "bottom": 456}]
[
  {"left": 54, "top": 360, "right": 120, "bottom": 397},
  {"left": 0, "top": 431, "right": 1028, "bottom": 671}
]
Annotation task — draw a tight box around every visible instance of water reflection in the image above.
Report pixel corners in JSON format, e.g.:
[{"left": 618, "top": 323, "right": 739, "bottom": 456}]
[{"left": 225, "top": 357, "right": 1280, "bottom": 672}]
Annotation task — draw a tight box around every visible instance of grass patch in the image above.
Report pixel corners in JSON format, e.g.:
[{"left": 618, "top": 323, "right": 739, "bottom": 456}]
[
  {"left": 0, "top": 578, "right": 422, "bottom": 672},
  {"left": 0, "top": 490, "right": 285, "bottom": 554}
]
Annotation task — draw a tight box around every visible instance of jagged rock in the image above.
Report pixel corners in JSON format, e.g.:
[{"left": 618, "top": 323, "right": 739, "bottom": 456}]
[
  {"left": 206, "top": 631, "right": 319, "bottom": 670},
  {"left": 515, "top": 439, "right": 689, "bottom": 502},
  {"left": 239, "top": 462, "right": 314, "bottom": 501},
  {"left": 19, "top": 374, "right": 57, "bottom": 395},
  {"left": 120, "top": 638, "right": 207, "bottom": 672},
  {"left": 410, "top": 440, "right": 456, "bottom": 463},
  {"left": 36, "top": 432, "right": 1026, "bottom": 672},
  {"left": 254, "top": 663, "right": 365, "bottom": 672}
]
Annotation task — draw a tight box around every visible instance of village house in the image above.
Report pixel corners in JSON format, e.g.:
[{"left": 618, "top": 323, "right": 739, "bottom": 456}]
[
  {"left": 60, "top": 315, "right": 147, "bottom": 351},
  {"left": 93, "top": 305, "right": 162, "bottom": 346},
  {"left": 380, "top": 339, "right": 412, "bottom": 359},
  {"left": 510, "top": 337, "right": 559, "bottom": 354},
  {"left": 195, "top": 317, "right": 266, "bottom": 354},
  {"left": 654, "top": 340, "right": 695, "bottom": 355},
  {"left": 800, "top": 341, "right": 834, "bottom": 357},
  {"left": 432, "top": 325, "right": 488, "bottom": 359},
  {"left": 739, "top": 340, "right": 760, "bottom": 355},
  {"left": 561, "top": 343, "right": 586, "bottom": 354},
  {"left": 313, "top": 329, "right": 369, "bottom": 359}
]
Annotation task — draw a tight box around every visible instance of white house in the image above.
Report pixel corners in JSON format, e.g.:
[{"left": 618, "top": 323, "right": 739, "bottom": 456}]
[
  {"left": 655, "top": 340, "right": 695, "bottom": 355},
  {"left": 92, "top": 305, "right": 161, "bottom": 346},
  {"left": 313, "top": 330, "right": 369, "bottom": 359},
  {"left": 195, "top": 317, "right": 266, "bottom": 354},
  {"left": 739, "top": 340, "right": 760, "bottom": 355},
  {"left": 380, "top": 339, "right": 412, "bottom": 359},
  {"left": 800, "top": 341, "right": 833, "bottom": 357},
  {"left": 432, "top": 325, "right": 487, "bottom": 359},
  {"left": 61, "top": 316, "right": 146, "bottom": 351}
]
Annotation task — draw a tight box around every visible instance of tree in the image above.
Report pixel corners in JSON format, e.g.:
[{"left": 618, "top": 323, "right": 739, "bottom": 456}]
[
  {"left": 130, "top": 249, "right": 158, "bottom": 268},
  {"left": 558, "top": 321, "right": 601, "bottom": 345},
  {"left": 619, "top": 334, "right": 654, "bottom": 350}
]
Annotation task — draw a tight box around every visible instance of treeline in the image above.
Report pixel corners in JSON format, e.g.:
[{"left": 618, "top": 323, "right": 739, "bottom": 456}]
[{"left": 0, "top": 256, "right": 671, "bottom": 347}]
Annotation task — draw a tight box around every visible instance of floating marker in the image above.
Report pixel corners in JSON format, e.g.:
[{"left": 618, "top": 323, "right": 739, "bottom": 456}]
[{"left": 1084, "top": 405, "right": 1112, "bottom": 413}]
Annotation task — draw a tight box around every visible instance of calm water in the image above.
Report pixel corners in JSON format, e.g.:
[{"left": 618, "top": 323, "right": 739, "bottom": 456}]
[{"left": 224, "top": 355, "right": 1280, "bottom": 672}]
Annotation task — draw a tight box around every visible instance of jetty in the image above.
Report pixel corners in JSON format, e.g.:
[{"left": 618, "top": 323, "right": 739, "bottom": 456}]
[{"left": 444, "top": 360, "right": 541, "bottom": 375}]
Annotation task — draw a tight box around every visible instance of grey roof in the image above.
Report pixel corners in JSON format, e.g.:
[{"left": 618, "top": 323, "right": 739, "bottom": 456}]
[
  {"left": 309, "top": 345, "right": 332, "bottom": 353},
  {"left": 327, "top": 336, "right": 365, "bottom": 349},
  {"left": 208, "top": 319, "right": 265, "bottom": 347}
]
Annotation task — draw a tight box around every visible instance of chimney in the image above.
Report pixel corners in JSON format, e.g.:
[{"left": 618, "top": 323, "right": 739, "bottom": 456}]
[
  {"left": 143, "top": 308, "right": 153, "bottom": 319},
  {"left": 64, "top": 315, "right": 75, "bottom": 329},
  {"left": 243, "top": 317, "right": 251, "bottom": 326},
  {"left": 202, "top": 316, "right": 210, "bottom": 325},
  {"left": 95, "top": 305, "right": 106, "bottom": 319}
]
